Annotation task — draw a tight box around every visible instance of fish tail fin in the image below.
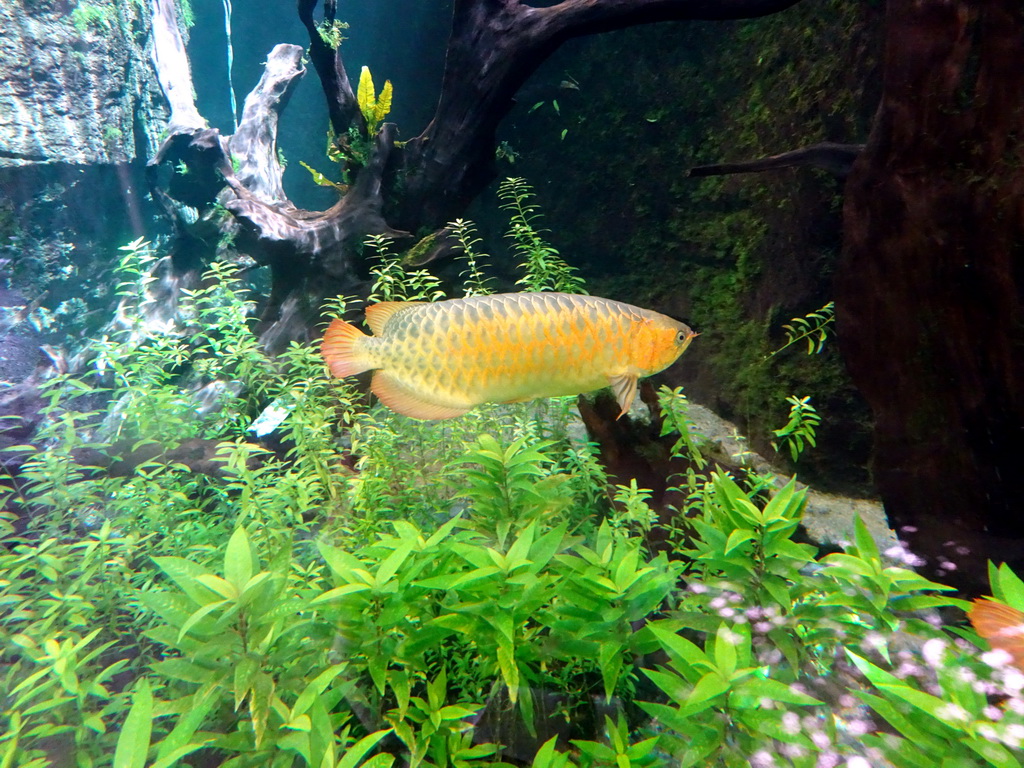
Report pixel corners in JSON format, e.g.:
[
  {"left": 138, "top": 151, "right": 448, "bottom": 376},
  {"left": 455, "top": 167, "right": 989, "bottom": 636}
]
[{"left": 321, "top": 318, "right": 373, "bottom": 378}]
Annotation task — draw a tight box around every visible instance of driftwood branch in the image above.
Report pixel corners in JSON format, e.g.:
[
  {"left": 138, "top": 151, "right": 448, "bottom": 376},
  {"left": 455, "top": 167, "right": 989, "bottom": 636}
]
[
  {"left": 688, "top": 142, "right": 864, "bottom": 180},
  {"left": 224, "top": 122, "right": 409, "bottom": 275},
  {"left": 149, "top": 0, "right": 205, "bottom": 134},
  {"left": 297, "top": 0, "right": 360, "bottom": 135}
]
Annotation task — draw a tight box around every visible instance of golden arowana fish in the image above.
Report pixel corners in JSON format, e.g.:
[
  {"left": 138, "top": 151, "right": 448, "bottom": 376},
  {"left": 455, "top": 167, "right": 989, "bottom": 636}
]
[
  {"left": 969, "top": 598, "right": 1024, "bottom": 671},
  {"left": 321, "top": 292, "right": 696, "bottom": 420}
]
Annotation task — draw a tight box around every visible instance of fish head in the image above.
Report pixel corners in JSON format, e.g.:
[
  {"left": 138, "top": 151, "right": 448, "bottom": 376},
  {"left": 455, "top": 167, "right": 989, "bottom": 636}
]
[{"left": 632, "top": 314, "right": 697, "bottom": 375}]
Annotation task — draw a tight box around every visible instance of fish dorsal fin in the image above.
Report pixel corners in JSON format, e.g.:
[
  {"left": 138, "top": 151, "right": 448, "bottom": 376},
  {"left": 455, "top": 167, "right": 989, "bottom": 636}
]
[
  {"left": 365, "top": 301, "right": 424, "bottom": 336},
  {"left": 609, "top": 374, "right": 639, "bottom": 420},
  {"left": 371, "top": 371, "right": 469, "bottom": 421}
]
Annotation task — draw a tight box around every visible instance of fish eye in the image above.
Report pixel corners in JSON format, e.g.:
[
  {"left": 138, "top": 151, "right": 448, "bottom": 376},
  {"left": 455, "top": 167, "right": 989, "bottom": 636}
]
[{"left": 676, "top": 330, "right": 689, "bottom": 344}]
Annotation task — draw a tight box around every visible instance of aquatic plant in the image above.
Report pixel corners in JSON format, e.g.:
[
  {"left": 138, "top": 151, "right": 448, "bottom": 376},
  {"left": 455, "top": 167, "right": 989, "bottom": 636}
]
[
  {"left": 357, "top": 67, "right": 394, "bottom": 137},
  {"left": 70, "top": 2, "right": 115, "bottom": 34},
  {"left": 365, "top": 234, "right": 446, "bottom": 305},
  {"left": 316, "top": 19, "right": 349, "bottom": 50},
  {"left": 450, "top": 219, "right": 495, "bottom": 297},
  {"left": 767, "top": 302, "right": 836, "bottom": 360},
  {"left": 2, "top": 235, "right": 1021, "bottom": 768},
  {"left": 498, "top": 177, "right": 585, "bottom": 295},
  {"left": 771, "top": 395, "right": 821, "bottom": 463}
]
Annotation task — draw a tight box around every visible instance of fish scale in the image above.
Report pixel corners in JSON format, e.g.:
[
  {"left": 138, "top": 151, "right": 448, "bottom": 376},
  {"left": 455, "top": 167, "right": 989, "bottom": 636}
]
[{"left": 320, "top": 292, "right": 696, "bottom": 420}]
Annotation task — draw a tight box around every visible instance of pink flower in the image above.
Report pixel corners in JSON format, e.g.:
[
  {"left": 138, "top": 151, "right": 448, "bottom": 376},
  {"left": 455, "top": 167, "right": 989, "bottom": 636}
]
[
  {"left": 983, "top": 705, "right": 1004, "bottom": 721},
  {"left": 811, "top": 731, "right": 832, "bottom": 749},
  {"left": 845, "top": 719, "right": 872, "bottom": 737},
  {"left": 781, "top": 711, "right": 801, "bottom": 734}
]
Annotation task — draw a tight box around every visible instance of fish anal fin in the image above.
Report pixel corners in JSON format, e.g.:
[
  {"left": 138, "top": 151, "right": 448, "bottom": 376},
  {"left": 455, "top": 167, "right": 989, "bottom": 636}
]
[
  {"left": 365, "top": 301, "right": 424, "bottom": 336},
  {"left": 609, "top": 374, "right": 639, "bottom": 420},
  {"left": 371, "top": 371, "right": 469, "bottom": 421}
]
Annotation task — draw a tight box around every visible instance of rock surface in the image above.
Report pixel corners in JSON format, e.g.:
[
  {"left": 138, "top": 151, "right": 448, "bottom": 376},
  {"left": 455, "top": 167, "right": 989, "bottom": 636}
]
[
  {"left": 683, "top": 399, "right": 895, "bottom": 550},
  {"left": 0, "top": 0, "right": 166, "bottom": 168}
]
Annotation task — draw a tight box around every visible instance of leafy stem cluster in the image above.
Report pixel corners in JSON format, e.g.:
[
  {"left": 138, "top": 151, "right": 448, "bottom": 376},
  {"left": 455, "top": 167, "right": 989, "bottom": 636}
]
[{"left": 2, "top": 200, "right": 1020, "bottom": 768}]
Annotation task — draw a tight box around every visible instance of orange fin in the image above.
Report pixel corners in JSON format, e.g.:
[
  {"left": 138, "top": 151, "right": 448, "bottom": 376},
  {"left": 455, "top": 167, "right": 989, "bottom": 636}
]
[
  {"left": 371, "top": 371, "right": 469, "bottom": 421},
  {"left": 365, "top": 301, "right": 424, "bottom": 336},
  {"left": 321, "top": 318, "right": 372, "bottom": 378},
  {"left": 969, "top": 598, "right": 1024, "bottom": 671},
  {"left": 609, "top": 374, "right": 639, "bottom": 419}
]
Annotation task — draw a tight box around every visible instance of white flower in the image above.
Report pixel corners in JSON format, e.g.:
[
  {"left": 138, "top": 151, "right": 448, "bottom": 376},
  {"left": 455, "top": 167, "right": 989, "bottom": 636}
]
[
  {"left": 982, "top": 648, "right": 1013, "bottom": 668},
  {"left": 922, "top": 637, "right": 947, "bottom": 667}
]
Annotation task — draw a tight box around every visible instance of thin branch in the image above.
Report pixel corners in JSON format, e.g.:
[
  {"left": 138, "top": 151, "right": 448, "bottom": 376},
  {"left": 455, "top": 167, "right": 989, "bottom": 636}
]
[
  {"left": 688, "top": 142, "right": 864, "bottom": 180},
  {"left": 530, "top": 0, "right": 806, "bottom": 39},
  {"left": 297, "top": 0, "right": 359, "bottom": 135}
]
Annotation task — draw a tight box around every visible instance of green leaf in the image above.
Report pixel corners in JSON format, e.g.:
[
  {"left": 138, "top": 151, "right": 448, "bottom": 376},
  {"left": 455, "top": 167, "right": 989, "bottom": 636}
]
[
  {"left": 375, "top": 541, "right": 414, "bottom": 587},
  {"left": 357, "top": 66, "right": 376, "bottom": 126},
  {"left": 336, "top": 728, "right": 393, "bottom": 768},
  {"left": 649, "top": 624, "right": 710, "bottom": 671},
  {"left": 250, "top": 672, "right": 275, "bottom": 747},
  {"left": 374, "top": 80, "right": 393, "bottom": 125},
  {"left": 152, "top": 557, "right": 217, "bottom": 605},
  {"left": 113, "top": 679, "right": 152, "bottom": 768},
  {"left": 724, "top": 529, "right": 755, "bottom": 555},
  {"left": 234, "top": 657, "right": 257, "bottom": 711},
  {"left": 150, "top": 742, "right": 216, "bottom": 768},
  {"left": 963, "top": 736, "right": 1021, "bottom": 768},
  {"left": 598, "top": 641, "right": 624, "bottom": 703},
  {"left": 995, "top": 563, "right": 1024, "bottom": 611},
  {"left": 389, "top": 668, "right": 411, "bottom": 720},
  {"left": 177, "top": 599, "right": 229, "bottom": 642},
  {"left": 531, "top": 736, "right": 572, "bottom": 768},
  {"left": 309, "top": 583, "right": 373, "bottom": 605},
  {"left": 194, "top": 574, "right": 238, "bottom": 601},
  {"left": 300, "top": 161, "right": 346, "bottom": 190},
  {"left": 683, "top": 672, "right": 729, "bottom": 714},
  {"left": 853, "top": 515, "right": 880, "bottom": 562},
  {"left": 735, "top": 677, "right": 819, "bottom": 706},
  {"left": 291, "top": 664, "right": 348, "bottom": 719},
  {"left": 224, "top": 527, "right": 254, "bottom": 590},
  {"left": 155, "top": 684, "right": 220, "bottom": 762},
  {"left": 712, "top": 625, "right": 738, "bottom": 677},
  {"left": 497, "top": 644, "right": 519, "bottom": 700}
]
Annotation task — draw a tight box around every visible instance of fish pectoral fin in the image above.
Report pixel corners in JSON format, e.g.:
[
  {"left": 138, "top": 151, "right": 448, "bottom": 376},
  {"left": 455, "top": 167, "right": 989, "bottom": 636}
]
[
  {"left": 609, "top": 374, "right": 639, "bottom": 420},
  {"left": 371, "top": 371, "right": 470, "bottom": 421}
]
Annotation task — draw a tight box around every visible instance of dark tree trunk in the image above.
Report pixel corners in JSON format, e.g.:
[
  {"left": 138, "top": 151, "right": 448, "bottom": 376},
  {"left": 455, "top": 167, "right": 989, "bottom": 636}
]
[{"left": 837, "top": 0, "right": 1024, "bottom": 592}]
